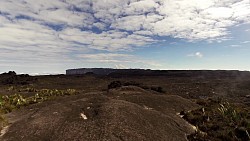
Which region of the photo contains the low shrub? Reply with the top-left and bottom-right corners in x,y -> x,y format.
150,86 -> 165,93
108,81 -> 122,89
107,81 -> 165,93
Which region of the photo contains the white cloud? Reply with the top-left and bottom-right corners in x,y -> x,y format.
76,53 -> 163,68
170,42 -> 177,45
77,53 -> 134,63
0,0 -> 250,72
230,44 -> 241,47
1,0 -> 250,37
126,0 -> 159,15
93,22 -> 107,30
204,7 -> 234,19
111,15 -> 146,31
241,41 -> 250,44
188,52 -> 203,58
0,0 -> 250,52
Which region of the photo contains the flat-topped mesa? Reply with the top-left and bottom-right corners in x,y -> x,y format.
66,68 -> 151,76
66,68 -> 148,75
66,68 -> 116,75
66,68 -> 250,78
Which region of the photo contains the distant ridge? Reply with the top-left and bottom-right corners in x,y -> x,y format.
66,68 -> 144,75
66,68 -> 250,78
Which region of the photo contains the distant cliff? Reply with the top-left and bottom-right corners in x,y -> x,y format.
66,68 -> 117,75
66,68 -> 250,79
66,68 -> 144,75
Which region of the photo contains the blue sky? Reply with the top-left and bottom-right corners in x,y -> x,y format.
0,0 -> 250,74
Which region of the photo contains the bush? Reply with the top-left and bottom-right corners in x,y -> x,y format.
150,86 -> 165,93
123,81 -> 140,87
1,71 -> 16,76
107,81 -> 165,93
108,81 -> 122,89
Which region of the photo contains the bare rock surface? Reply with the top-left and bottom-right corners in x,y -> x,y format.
1,86 -> 199,141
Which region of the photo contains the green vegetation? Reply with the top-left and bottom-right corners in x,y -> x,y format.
0,87 -> 78,131
1,88 -> 78,113
183,98 -> 250,141
108,81 -> 122,89
218,102 -> 241,123
108,81 -> 165,93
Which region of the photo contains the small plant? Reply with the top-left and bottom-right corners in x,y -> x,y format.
218,102 -> 240,123
65,89 -> 77,95
0,94 -> 29,113
7,86 -> 15,91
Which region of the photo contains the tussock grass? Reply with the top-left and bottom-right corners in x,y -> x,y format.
184,98 -> 250,141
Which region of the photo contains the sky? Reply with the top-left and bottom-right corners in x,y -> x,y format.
0,0 -> 250,74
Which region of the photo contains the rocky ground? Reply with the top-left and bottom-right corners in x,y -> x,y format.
0,70 -> 249,141
1,86 -> 199,141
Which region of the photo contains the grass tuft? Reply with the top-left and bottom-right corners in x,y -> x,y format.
184,98 -> 250,141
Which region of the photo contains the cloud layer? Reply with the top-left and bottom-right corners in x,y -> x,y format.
0,0 -> 250,71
